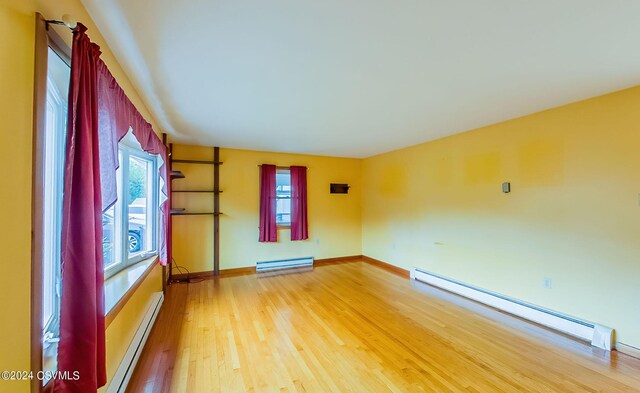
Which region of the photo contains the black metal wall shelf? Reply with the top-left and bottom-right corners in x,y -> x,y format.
170,170 -> 185,179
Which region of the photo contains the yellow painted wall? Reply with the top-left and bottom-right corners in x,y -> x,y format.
0,0 -> 162,392
3,1 -> 638,389
100,264 -> 162,393
362,86 -> 640,349
0,3 -> 37,391
171,145 -> 362,272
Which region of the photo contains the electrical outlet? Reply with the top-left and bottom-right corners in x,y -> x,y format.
543,277 -> 552,289
315,238 -> 320,245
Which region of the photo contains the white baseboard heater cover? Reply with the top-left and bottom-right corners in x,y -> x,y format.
107,291 -> 164,393
256,256 -> 314,272
411,268 -> 614,351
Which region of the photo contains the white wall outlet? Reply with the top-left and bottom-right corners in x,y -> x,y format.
543,277 -> 552,289
315,238 -> 320,245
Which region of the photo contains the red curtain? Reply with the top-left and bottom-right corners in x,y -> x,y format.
55,24 -> 170,392
56,24 -> 107,392
259,164 -> 277,242
96,59 -> 169,266
290,166 -> 308,240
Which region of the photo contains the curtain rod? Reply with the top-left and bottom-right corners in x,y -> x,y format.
257,165 -> 309,170
45,14 -> 77,30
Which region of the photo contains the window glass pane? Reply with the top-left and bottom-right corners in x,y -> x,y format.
105,145 -> 158,278
102,205 -> 117,270
103,159 -> 123,272
42,98 -> 56,328
128,155 -> 153,256
276,171 -> 291,225
42,46 -> 70,382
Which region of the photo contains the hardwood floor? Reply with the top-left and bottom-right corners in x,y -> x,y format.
127,260 -> 640,392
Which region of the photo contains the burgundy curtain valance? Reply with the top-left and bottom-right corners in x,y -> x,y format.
96,59 -> 169,266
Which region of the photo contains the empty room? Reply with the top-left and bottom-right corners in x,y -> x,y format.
2,0 -> 640,392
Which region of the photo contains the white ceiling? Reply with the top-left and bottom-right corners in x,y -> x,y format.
81,0 -> 640,158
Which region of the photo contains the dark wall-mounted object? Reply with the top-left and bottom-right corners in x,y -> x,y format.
330,183 -> 350,194
502,182 -> 511,193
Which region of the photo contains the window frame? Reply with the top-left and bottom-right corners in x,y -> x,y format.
103,142 -> 160,280
275,168 -> 292,227
32,14 -> 73,393
32,15 -> 163,391
42,64 -> 67,344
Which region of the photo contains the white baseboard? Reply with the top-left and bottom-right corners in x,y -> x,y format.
107,291 -> 164,393
411,268 -> 614,350
616,342 -> 640,359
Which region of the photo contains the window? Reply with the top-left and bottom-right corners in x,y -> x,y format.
35,19 -> 164,388
276,169 -> 291,226
103,135 -> 160,280
42,46 -> 70,381
39,48 -> 161,380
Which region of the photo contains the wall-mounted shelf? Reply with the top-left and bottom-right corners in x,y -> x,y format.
170,170 -> 185,179
169,145 -> 222,278
172,190 -> 223,194
171,212 -> 223,216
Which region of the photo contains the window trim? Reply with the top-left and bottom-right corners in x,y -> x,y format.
104,143 -> 160,280
275,168 -> 292,227
42,70 -> 66,344
32,13 -> 72,393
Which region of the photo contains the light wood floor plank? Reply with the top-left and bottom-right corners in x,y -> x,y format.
127,261 -> 640,392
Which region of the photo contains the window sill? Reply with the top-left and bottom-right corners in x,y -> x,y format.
105,256 -> 158,327
41,259 -> 159,392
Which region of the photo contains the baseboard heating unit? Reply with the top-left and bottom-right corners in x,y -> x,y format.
256,256 -> 314,272
107,291 -> 164,393
410,268 -> 614,351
